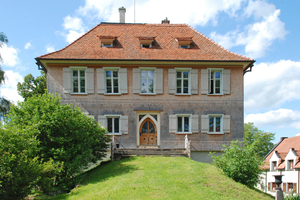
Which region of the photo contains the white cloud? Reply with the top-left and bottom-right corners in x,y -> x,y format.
0,44 -> 20,67
63,15 -> 87,44
46,44 -> 55,53
77,0 -> 245,25
210,1 -> 287,59
24,42 -> 32,50
0,70 -> 24,103
244,60 -> 300,112
245,109 -> 300,129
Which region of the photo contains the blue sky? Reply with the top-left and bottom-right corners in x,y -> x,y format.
1,0 -> 299,143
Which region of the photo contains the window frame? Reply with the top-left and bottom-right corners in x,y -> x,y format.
208,114 -> 223,134
140,43 -> 152,48
288,160 -> 294,170
105,115 -> 121,135
101,43 -> 113,47
179,44 -> 190,49
104,67 -> 120,95
175,68 -> 191,95
70,66 -> 87,94
176,114 -> 191,134
208,68 -> 223,95
140,67 -> 156,94
272,161 -> 277,171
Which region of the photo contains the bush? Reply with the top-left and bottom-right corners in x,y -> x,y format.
211,140 -> 262,188
1,93 -> 109,197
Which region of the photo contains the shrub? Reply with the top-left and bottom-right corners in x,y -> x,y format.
211,140 -> 262,188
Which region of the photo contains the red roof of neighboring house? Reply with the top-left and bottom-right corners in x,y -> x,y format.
262,135 -> 300,170
37,23 -> 254,62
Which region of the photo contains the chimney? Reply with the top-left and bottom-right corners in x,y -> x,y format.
161,17 -> 170,24
119,7 -> 126,23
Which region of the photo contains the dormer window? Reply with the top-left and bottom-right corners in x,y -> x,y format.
177,37 -> 193,49
288,160 -> 294,170
272,161 -> 277,170
139,37 -> 154,48
99,36 -> 116,48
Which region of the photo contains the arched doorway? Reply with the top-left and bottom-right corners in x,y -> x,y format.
139,117 -> 157,145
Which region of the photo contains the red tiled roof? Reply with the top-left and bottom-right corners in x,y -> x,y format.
277,160 -> 285,170
37,23 -> 254,62
262,135 -> 300,170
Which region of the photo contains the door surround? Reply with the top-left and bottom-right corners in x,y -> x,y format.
136,112 -> 160,146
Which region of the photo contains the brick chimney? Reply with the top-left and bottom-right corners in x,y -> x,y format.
119,7 -> 126,23
161,17 -> 170,24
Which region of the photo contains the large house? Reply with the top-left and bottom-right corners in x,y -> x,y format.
258,135 -> 300,195
35,8 -> 254,162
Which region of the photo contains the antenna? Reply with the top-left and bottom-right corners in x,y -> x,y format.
134,0 -> 136,23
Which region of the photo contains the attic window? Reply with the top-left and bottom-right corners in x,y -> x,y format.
139,37 -> 154,48
177,37 -> 193,49
99,36 -> 116,48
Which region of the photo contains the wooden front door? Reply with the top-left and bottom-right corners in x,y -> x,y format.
140,118 -> 157,145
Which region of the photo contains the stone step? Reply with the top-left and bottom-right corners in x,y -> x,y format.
114,148 -> 188,158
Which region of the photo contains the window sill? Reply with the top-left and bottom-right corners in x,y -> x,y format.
176,132 -> 192,135
207,132 -> 224,135
175,93 -> 191,96
104,93 -> 122,96
71,93 -> 88,95
139,93 -> 157,95
207,94 -> 224,96
105,133 -> 122,136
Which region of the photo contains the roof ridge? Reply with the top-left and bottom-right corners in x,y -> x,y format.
186,24 -> 253,61
38,23 -> 102,58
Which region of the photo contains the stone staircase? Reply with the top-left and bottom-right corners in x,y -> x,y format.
113,148 -> 188,160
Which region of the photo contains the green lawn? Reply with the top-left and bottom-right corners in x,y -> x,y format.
44,156 -> 273,200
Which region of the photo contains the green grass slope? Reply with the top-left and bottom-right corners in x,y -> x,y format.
48,156 -> 272,200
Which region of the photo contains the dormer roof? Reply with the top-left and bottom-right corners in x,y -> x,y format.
36,23 -> 254,70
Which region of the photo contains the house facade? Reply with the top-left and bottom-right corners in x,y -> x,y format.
36,9 -> 254,162
258,136 -> 300,195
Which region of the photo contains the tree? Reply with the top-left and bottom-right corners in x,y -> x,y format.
17,71 -> 46,100
0,32 -> 10,117
2,93 -> 109,195
212,140 -> 262,188
244,122 -> 275,159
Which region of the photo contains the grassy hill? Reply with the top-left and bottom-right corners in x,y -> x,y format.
46,156 -> 272,200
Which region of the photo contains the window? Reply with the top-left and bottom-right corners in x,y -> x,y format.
288,160 -> 294,170
141,70 -> 154,93
209,69 -> 222,94
107,116 -> 120,134
179,45 -> 190,49
288,183 -> 294,192
72,69 -> 86,93
176,70 -> 189,94
177,115 -> 190,133
105,69 -> 119,93
140,44 -> 152,48
272,161 -> 277,170
101,43 -> 113,47
209,115 -> 222,133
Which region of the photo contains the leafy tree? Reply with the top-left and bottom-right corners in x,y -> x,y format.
212,140 -> 262,188
244,122 -> 275,159
0,32 -> 10,117
17,71 -> 46,100
3,93 -> 109,195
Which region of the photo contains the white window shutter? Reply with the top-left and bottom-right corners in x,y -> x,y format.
156,68 -> 163,94
168,69 -> 176,94
201,115 -> 209,133
201,69 -> 208,94
191,69 -> 198,94
223,69 -> 230,95
133,68 -> 141,93
169,115 -> 177,133
119,68 -> 128,94
97,68 -> 105,94
98,115 -> 107,129
86,68 -> 94,94
121,116 -> 128,134
63,68 -> 71,93
191,115 -> 199,133
223,115 -> 230,133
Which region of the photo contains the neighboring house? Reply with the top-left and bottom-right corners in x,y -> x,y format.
258,135 -> 300,195
35,8 -> 254,162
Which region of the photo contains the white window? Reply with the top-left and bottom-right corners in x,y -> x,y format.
71,67 -> 87,94
177,115 -> 190,133
209,69 -> 222,94
140,44 -> 152,48
179,44 -> 190,49
209,115 -> 222,133
101,43 -> 113,47
141,70 -> 154,93
288,160 -> 294,170
176,70 -> 190,94
272,161 -> 277,170
105,69 -> 119,94
107,116 -> 120,134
